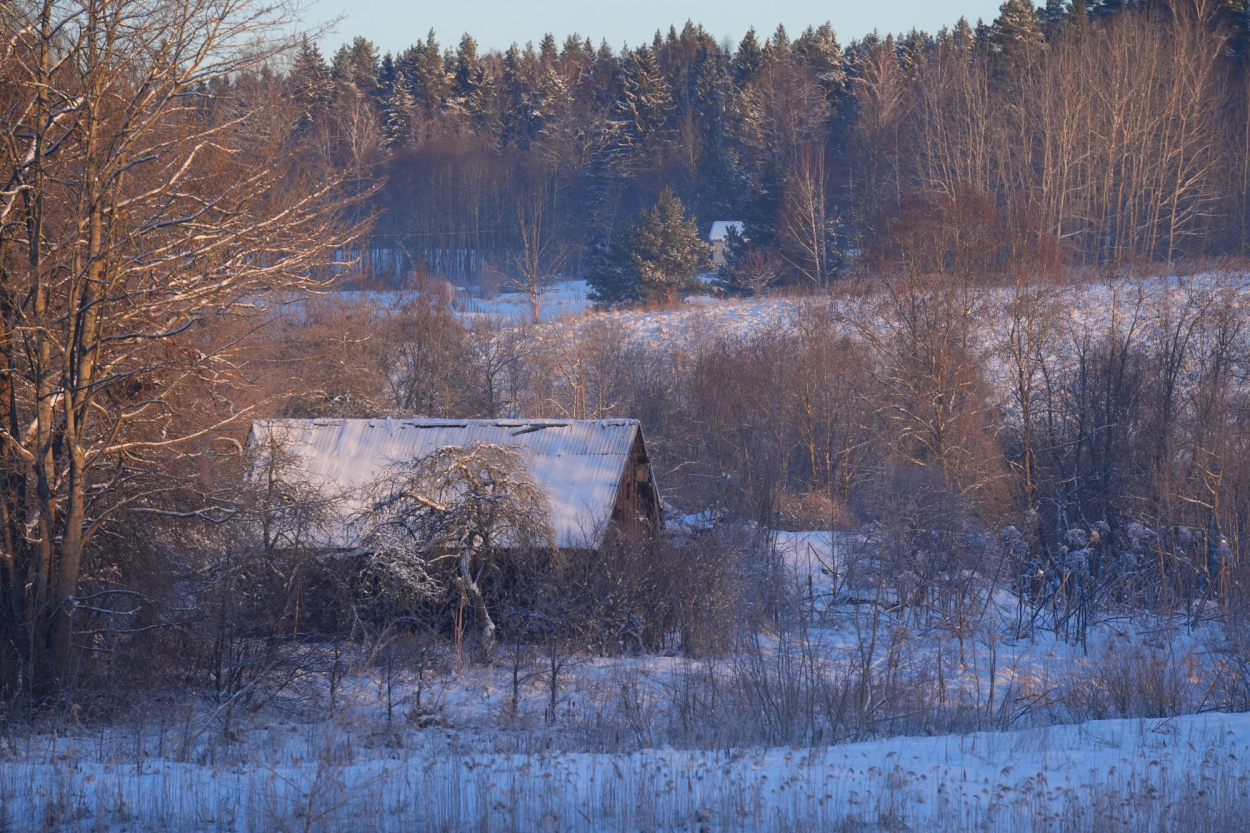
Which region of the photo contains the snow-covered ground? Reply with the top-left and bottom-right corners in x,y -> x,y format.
4,526 -> 1238,832
326,279 -> 597,323
5,707 -> 1247,830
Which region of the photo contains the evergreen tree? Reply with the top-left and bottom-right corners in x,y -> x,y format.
794,23 -> 847,100
734,28 -> 764,83
586,223 -> 639,305
499,43 -> 534,145
771,23 -> 791,55
452,33 -> 481,97
385,70 -> 416,148
1041,0 -> 1068,37
448,32 -> 493,128
588,188 -> 710,305
290,37 -> 331,126
616,46 -> 674,150
561,33 -> 587,64
539,33 -> 559,68
378,53 -> 396,96
629,188 -> 711,303
896,29 -> 930,76
409,30 -> 451,116
991,0 -> 1044,62
331,36 -> 380,95
953,17 -> 976,51
535,67 -> 572,141
1218,0 -> 1250,60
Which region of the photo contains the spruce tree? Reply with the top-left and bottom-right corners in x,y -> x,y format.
619,46 -> 674,141
539,33 -> 559,68
1041,0 -> 1068,38
734,28 -> 764,84
452,33 -> 481,99
953,17 -> 976,51
411,30 -> 451,117
331,36 -> 380,95
771,23 -> 790,55
385,70 -> 416,149
291,37 -> 331,126
535,67 -> 572,141
587,224 -> 639,305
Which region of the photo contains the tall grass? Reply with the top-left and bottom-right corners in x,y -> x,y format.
3,714 -> 1248,831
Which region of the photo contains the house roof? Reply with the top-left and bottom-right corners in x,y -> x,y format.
709,220 -> 745,242
249,418 -> 646,549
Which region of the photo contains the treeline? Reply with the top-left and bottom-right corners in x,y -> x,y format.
293,0 -> 1250,286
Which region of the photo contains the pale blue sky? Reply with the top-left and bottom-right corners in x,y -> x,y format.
304,0 -> 1014,56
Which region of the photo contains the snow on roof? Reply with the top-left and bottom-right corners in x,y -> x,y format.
250,418 -> 643,549
709,221 -> 744,242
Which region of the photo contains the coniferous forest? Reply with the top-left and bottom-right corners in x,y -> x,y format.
295,0 -> 1250,289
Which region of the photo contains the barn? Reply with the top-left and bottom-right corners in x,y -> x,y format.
248,418 -> 662,550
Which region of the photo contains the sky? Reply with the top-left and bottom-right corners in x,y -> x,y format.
303,0 -> 1012,57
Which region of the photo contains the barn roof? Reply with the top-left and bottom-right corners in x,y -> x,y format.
709,220 -> 744,242
249,418 -> 645,549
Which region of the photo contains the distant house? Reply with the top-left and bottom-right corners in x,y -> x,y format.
709,221 -> 745,267
249,418 -> 662,551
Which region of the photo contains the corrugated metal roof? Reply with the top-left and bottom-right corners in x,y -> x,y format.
250,418 -> 641,549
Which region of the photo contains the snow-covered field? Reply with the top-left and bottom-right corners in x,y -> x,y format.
5,524 -> 1242,831
5,707 -> 1248,830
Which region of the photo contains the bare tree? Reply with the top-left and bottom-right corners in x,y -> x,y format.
0,0 -> 362,698
503,164 -> 570,324
359,442 -> 555,647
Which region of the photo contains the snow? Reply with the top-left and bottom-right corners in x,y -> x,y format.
459,279 -> 596,321
4,536 -> 1243,830
709,220 -> 745,242
5,708 -> 1248,830
250,417 -> 647,549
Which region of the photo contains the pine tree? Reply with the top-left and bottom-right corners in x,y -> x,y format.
794,23 -> 847,100
991,0 -> 1044,62
588,189 -> 710,305
629,187 -> 711,304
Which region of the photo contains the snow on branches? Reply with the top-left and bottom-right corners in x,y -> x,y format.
358,442 -> 555,643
